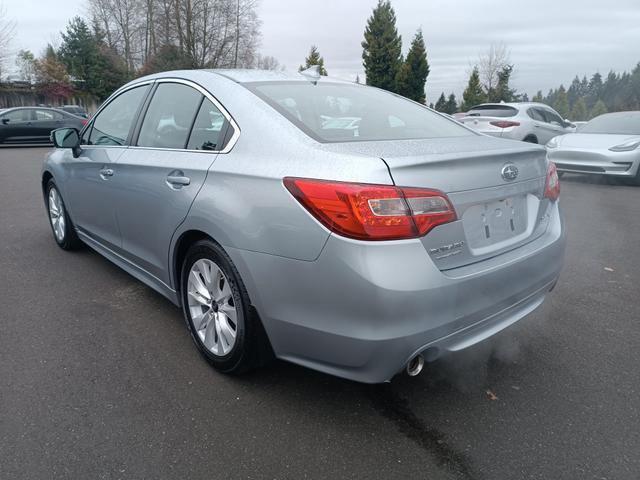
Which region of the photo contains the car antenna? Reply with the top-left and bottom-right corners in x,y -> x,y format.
299,65 -> 321,85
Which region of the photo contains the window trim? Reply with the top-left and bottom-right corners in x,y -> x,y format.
81,80 -> 154,149
129,78 -> 240,154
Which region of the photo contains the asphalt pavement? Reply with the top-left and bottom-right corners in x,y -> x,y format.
1,146 -> 638,479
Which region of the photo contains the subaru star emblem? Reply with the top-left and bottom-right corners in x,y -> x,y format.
501,164 -> 519,182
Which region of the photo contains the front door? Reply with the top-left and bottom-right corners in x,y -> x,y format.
64,84 -> 151,250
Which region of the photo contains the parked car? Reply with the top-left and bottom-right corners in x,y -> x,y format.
42,70 -> 565,383
59,105 -> 89,118
459,102 -> 575,144
547,111 -> 640,184
0,107 -> 87,144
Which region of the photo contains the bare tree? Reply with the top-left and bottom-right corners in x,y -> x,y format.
0,1 -> 16,78
478,43 -> 510,96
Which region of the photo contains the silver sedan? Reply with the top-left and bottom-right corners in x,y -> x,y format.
547,111 -> 640,184
42,69 -> 565,383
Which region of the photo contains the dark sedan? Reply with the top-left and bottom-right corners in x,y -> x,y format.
0,107 -> 87,144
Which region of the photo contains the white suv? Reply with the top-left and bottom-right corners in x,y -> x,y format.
460,102 -> 575,144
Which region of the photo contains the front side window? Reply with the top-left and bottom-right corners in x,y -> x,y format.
527,108 -> 545,122
89,85 -> 149,146
541,109 -> 564,126
137,83 -> 203,149
247,82 -> 473,143
2,109 -> 31,123
186,98 -> 229,151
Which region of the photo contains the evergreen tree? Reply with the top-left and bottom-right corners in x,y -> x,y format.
58,16 -> 128,100
489,65 -> 516,102
532,90 -> 544,103
395,29 -> 429,103
570,97 -> 588,121
553,85 -> 570,118
587,72 -> 603,109
140,45 -> 194,76
445,93 -> 458,114
434,92 -> 447,112
589,100 -> 608,119
299,45 -> 328,76
461,66 -> 485,110
362,0 -> 402,93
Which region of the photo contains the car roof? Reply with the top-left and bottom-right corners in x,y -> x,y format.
470,102 -> 553,110
137,68 -> 355,85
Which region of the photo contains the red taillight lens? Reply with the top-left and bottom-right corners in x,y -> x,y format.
490,120 -> 520,129
283,177 -> 457,241
544,162 -> 560,201
81,119 -> 88,126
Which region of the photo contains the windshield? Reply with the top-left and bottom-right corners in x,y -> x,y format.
247,82 -> 474,143
580,112 -> 640,135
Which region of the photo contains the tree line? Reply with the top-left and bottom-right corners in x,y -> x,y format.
12,0 -> 276,101
3,0 -> 640,119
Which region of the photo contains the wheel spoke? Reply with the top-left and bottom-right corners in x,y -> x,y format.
218,313 -> 237,347
216,278 -> 232,303
188,289 -> 210,307
204,315 -> 217,350
220,303 -> 237,327
189,269 -> 211,302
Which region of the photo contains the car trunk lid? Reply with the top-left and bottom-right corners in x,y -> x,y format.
320,136 -> 551,270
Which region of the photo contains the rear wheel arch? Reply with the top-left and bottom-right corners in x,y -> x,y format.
173,229 -> 212,296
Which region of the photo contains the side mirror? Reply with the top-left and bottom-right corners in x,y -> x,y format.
1,118 -> 9,125
51,127 -> 81,157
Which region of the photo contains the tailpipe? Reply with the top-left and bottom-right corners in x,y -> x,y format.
406,354 -> 425,377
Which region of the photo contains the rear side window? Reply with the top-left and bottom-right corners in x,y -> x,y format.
467,105 -> 518,118
35,110 -> 64,121
89,85 -> 149,146
187,99 -> 229,151
137,83 -> 203,149
540,109 -> 564,125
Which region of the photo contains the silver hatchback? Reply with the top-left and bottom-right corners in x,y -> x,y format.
43,70 -> 566,383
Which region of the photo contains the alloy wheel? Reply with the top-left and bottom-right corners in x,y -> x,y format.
187,259 -> 238,356
48,187 -> 66,242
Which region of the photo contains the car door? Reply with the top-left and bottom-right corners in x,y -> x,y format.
64,83 -> 151,250
0,109 -> 34,142
113,80 -> 233,285
537,108 -> 566,144
33,109 -> 64,140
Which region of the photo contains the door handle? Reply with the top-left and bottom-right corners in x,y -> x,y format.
99,168 -> 114,178
166,175 -> 191,187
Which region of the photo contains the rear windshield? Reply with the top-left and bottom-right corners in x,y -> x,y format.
466,105 -> 518,118
246,82 -> 473,143
580,112 -> 640,135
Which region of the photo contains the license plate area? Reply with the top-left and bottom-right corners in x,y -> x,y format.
462,196 -> 528,249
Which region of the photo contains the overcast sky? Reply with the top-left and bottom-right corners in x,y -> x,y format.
5,0 -> 640,102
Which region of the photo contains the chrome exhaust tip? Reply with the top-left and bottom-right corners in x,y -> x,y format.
406,354 -> 425,377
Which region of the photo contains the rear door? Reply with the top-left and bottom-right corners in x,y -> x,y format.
459,105 -> 519,137
113,80 -> 233,285
33,109 -> 64,140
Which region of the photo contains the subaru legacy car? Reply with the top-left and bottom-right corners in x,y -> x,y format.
547,111 -> 640,184
460,102 -> 575,144
43,70 -> 565,383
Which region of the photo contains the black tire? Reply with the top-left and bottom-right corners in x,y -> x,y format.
180,239 -> 272,374
523,135 -> 538,144
45,179 -> 82,250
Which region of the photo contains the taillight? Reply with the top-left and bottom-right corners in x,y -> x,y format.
81,119 -> 88,126
544,162 -> 560,201
490,120 -> 520,129
283,177 -> 457,241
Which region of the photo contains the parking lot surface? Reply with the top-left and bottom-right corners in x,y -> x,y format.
1,147 -> 639,480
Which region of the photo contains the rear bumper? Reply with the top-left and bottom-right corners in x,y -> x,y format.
227,203 -> 566,383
